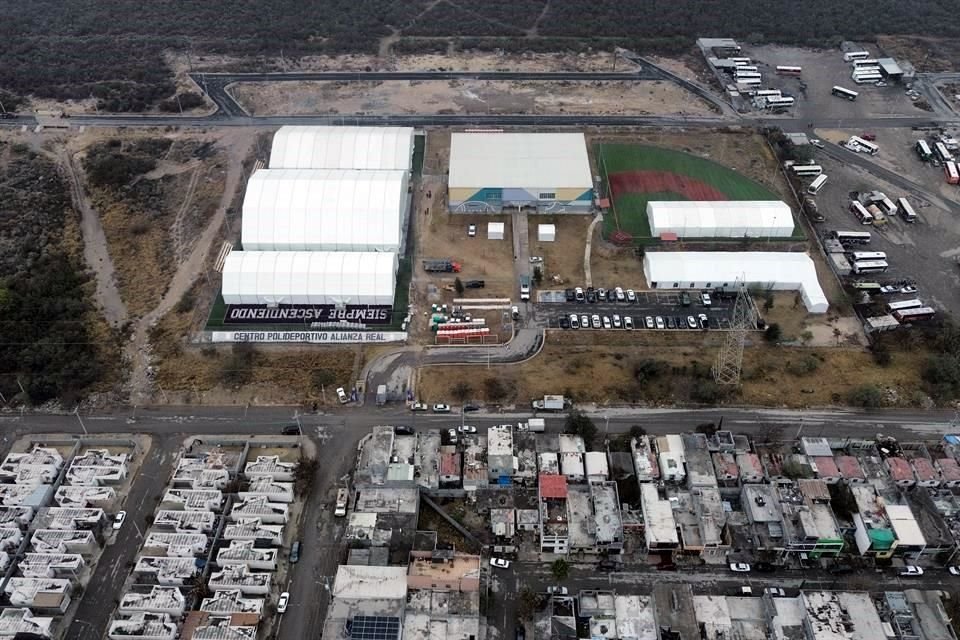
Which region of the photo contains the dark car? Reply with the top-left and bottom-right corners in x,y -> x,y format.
753,562 -> 776,573
281,425 -> 300,436
394,426 -> 415,436
559,316 -> 571,329
289,540 -> 301,564
464,280 -> 485,289
829,565 -> 855,575
666,316 -> 675,329
597,560 -> 621,572
586,288 -> 597,303
463,404 -> 480,412
565,288 -> 576,302
681,292 -> 691,306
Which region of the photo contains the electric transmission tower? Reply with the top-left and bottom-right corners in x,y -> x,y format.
713,280 -> 754,386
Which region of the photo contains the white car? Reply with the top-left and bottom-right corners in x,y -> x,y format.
336,387 -> 348,404
701,292 -> 712,306
949,566 -> 960,576
900,566 -> 924,576
655,316 -> 665,330
277,592 -> 290,613
591,315 -> 601,329
467,224 -> 477,237
410,402 -> 428,412
765,587 -> 786,597
580,314 -> 590,329
729,562 -> 751,573
511,305 -> 520,320
113,511 -> 126,530
569,314 -> 580,329
645,316 -> 654,329
458,425 -> 477,434
810,139 -> 825,149
602,316 -> 612,329
687,316 -> 697,329
490,558 -> 511,569
546,586 -> 569,595
612,314 -> 622,329
614,287 -> 625,302
624,316 -> 634,330
626,289 -> 637,302
432,403 -> 451,413
574,287 -> 585,302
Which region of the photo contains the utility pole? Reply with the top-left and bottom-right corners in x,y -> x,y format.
73,407 -> 88,437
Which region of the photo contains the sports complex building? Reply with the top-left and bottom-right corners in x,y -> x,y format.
447,132 -> 593,213
647,201 -> 794,238
218,126 -> 415,333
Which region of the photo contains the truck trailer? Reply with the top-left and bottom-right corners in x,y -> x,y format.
532,395 -> 565,411
423,259 -> 462,273
518,418 -> 546,432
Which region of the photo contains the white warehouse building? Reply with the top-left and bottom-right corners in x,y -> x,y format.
221,251 -> 397,306
448,132 -> 593,213
643,251 -> 828,313
241,169 -> 408,253
268,126 -> 415,171
647,201 -> 794,238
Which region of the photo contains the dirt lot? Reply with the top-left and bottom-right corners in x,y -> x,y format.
417,331 -> 926,408
230,78 -> 713,117
876,36 -> 960,73
758,293 -> 864,346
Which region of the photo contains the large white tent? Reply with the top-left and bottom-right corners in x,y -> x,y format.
268,126 -> 415,171
643,251 -> 828,313
221,251 -> 397,306
241,169 -> 408,252
647,201 -> 794,238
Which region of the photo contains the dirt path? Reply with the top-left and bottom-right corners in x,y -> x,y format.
128,131 -> 256,405
59,148 -> 129,328
526,0 -> 550,37
169,165 -> 202,262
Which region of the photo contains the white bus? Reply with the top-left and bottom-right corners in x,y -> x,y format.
850,201 -> 874,225
735,71 -> 762,79
853,58 -> 879,67
754,89 -> 782,97
879,197 -> 897,216
731,57 -> 752,64
792,164 -> 823,177
850,251 -> 887,262
852,65 -> 880,74
894,307 -> 936,323
886,299 -> 923,312
946,161 -> 960,185
766,96 -> 795,108
852,260 -> 888,274
848,136 -> 879,155
934,141 -> 954,162
915,140 -> 932,160
844,51 -> 871,62
807,174 -> 828,194
776,66 -> 802,76
853,75 -> 882,85
832,86 -> 858,101
833,230 -> 871,244
736,77 -> 762,86
734,65 -> 758,72
897,197 -> 917,223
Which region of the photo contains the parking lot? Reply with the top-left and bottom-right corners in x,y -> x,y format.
536,288 -> 735,330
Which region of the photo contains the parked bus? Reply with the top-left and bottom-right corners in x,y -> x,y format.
731,57 -> 752,65
850,201 -> 874,225
833,230 -> 871,244
852,66 -> 880,75
334,487 -> 350,517
848,136 -> 879,155
843,51 -> 871,62
734,65 -> 758,72
734,71 -> 761,79
853,75 -> 882,85
852,260 -> 888,274
886,299 -> 923,313
945,161 -> 960,185
736,77 -> 762,86
832,86 -> 858,101
852,58 -> 879,68
776,66 -> 802,76
894,307 -> 936,323
897,197 -> 918,223
915,140 -> 933,161
765,96 -> 795,108
851,281 -> 882,291
850,251 -> 887,262
792,164 -> 823,177
934,141 -> 954,163
754,89 -> 782,97
807,174 -> 828,195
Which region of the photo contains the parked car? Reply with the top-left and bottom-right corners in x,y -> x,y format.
949,566 -> 960,576
113,511 -> 126,530
586,288 -> 597,303
615,287 -> 625,302
490,558 -> 511,569
580,314 -> 590,329
810,138 -> 825,149
432,403 -> 451,413
512,305 -> 520,320
624,316 -> 634,330
698,313 -> 709,329
591,315 -> 602,329
602,316 -> 612,329
596,288 -> 607,302
729,562 -> 751,573
900,285 -> 918,294
575,287 -> 585,302
467,224 -> 477,237
277,592 -> 290,614
655,316 -> 665,330
597,560 -> 621,572
458,425 -> 478,434
645,316 -> 654,329
681,292 -> 691,306
463,404 -> 480,412
394,426 -> 415,436
464,279 -> 485,289
829,564 -> 854,575
281,425 -> 300,435
765,587 -> 786,597
290,541 -> 301,564
665,316 -> 675,329
861,132 -> 877,141
686,316 -> 697,329
612,314 -> 622,329
546,586 -> 569,595
626,289 -> 637,303
701,292 -> 712,306
569,314 -> 580,329
336,387 -> 348,404
410,402 -> 428,412
754,562 -> 776,573
565,288 -> 576,302
900,565 -> 924,576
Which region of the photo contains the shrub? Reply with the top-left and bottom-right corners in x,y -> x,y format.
786,355 -> 820,376
847,384 -> 883,408
764,323 -> 782,342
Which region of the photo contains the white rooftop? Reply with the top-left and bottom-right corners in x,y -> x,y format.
201,590 -> 265,614
0,607 -> 54,638
269,126 -> 414,171
332,565 -> 408,600
885,504 -> 926,547
449,132 -> 592,190
640,484 -> 679,546
648,200 -> 794,238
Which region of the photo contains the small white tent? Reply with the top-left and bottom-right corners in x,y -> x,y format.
538,224 -> 556,242
487,222 -> 505,240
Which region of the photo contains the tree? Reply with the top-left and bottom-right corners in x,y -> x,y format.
454,277 -> 464,295
764,323 -> 782,342
550,558 -> 570,580
311,368 -> 336,391
517,587 -> 540,620
451,380 -> 472,403
695,422 -> 717,437
629,425 -> 647,438
564,409 -> 598,449
533,266 -> 543,286
293,453 -> 318,497
800,330 -> 814,345
848,384 -> 883,408
763,292 -> 775,311
871,342 -> 892,367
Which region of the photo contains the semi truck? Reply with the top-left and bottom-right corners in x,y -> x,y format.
423,259 -> 461,273
532,395 -> 565,411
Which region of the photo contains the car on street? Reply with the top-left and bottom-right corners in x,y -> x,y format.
458,425 -> 477,434
565,288 -> 576,302
410,402 -> 428,412
698,313 -> 709,329
686,316 -> 697,329
754,562 -> 776,573
490,558 -> 511,569
546,586 -> 569,595
394,426 -> 415,436
765,587 -> 786,597
602,316 -> 612,329
624,316 -> 634,330
591,314 -> 601,329
729,562 -> 751,573
575,287 -> 585,302
666,316 -> 675,329
580,314 -> 590,329
467,224 -> 477,237
880,285 -> 899,294
277,592 -> 290,613
569,314 -> 580,329
336,387 -> 348,404
446,428 -> 459,443
655,316 -> 665,330
950,566 -> 960,576
463,404 -> 480,412
626,289 -> 637,302
615,287 -> 625,302
900,565 -> 924,576
290,541 -> 301,564
432,403 -> 451,413
113,511 -> 126,530
701,292 -> 712,306
861,132 -> 877,141
597,560 -> 621,572
281,425 -> 300,435
612,314 -> 622,329
829,564 -> 854,575
810,138 -> 825,149
645,316 -> 654,329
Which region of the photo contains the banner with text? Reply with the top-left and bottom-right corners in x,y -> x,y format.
210,330 -> 408,344
223,304 -> 393,325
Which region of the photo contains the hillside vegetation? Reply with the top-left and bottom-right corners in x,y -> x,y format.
1,0 -> 958,110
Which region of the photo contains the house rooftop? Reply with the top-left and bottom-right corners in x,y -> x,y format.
439,452 -> 460,477
836,456 -> 865,480
614,595 -> 657,640
408,553 -> 481,582
911,458 -> 938,483
887,457 -> 915,483
538,453 -> 559,475
354,487 -> 418,514
682,433 -> 718,488
591,482 -> 622,544
566,487 -> 595,549
653,583 -> 698,640
120,586 -> 187,614
801,438 -> 833,457
332,565 -> 408,600
558,434 -> 585,454
813,457 -> 840,479
798,479 -> 831,503
937,458 -> 960,483
200,590 -> 264,615
0,607 -> 54,637
539,474 -> 568,499
487,425 -> 513,457
801,591 -> 884,640
712,452 -> 739,479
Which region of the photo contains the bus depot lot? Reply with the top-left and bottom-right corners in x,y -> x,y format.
537,289 -> 735,330
741,44 -> 922,119
813,153 -> 960,315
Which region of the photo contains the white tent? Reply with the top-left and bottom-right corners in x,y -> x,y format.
643,251 -> 828,313
241,169 -> 408,252
221,251 -> 397,306
268,126 -> 414,171
647,201 -> 794,238
538,224 -> 556,242
487,222 -> 504,240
